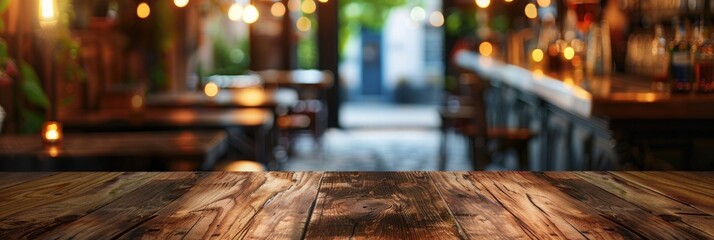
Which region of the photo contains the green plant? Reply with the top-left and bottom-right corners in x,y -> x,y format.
338,0 -> 406,58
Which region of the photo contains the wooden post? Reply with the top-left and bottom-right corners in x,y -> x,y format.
317,0 -> 340,128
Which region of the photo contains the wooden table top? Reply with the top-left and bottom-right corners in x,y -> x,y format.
0,171 -> 711,239
62,108 -> 273,130
145,88 -> 298,109
0,131 -> 228,170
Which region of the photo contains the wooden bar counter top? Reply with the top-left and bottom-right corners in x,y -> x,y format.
0,171 -> 712,239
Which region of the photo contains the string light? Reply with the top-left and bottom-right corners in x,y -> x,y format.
243,4 -> 259,24
204,82 -> 219,97
524,3 -> 537,19
174,0 -> 189,8
228,3 -> 243,21
479,42 -> 493,57
563,46 -> 575,60
475,0 -> 490,8
296,16 -> 312,31
301,0 -> 316,14
271,2 -> 286,17
532,49 -> 544,62
137,2 -> 150,19
429,11 -> 444,27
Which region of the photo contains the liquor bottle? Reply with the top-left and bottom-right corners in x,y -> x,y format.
651,25 -> 670,92
694,29 -> 714,93
670,23 -> 692,93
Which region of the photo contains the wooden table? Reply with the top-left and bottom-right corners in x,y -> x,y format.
0,171 -> 711,239
145,88 -> 298,110
61,108 -> 273,164
0,131 -> 227,171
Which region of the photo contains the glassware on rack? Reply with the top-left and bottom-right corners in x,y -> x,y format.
651,24 -> 670,92
669,21 -> 693,93
694,29 -> 714,93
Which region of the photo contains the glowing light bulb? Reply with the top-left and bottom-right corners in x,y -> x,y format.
532,49 -> 544,62
525,3 -> 537,19
563,46 -> 575,60
296,16 -> 312,31
479,42 -> 493,57
537,0 -> 551,7
410,6 -> 426,22
429,11 -> 444,27
228,3 -> 243,21
204,82 -> 219,97
174,0 -> 189,8
42,121 -> 62,144
475,0 -> 490,8
137,2 -> 150,19
243,4 -> 259,24
301,0 -> 316,14
271,2 -> 286,17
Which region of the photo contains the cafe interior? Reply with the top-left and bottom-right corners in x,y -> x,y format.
0,0 -> 713,238
0,0 -> 713,172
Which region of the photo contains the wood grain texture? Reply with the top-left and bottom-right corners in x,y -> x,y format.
612,172 -> 714,216
0,172 -> 126,220
37,172 -> 202,239
119,172 -> 321,239
0,172 -> 159,239
543,172 -> 707,239
0,172 -> 56,190
575,172 -> 714,237
429,172 -> 530,239
471,171 -> 638,239
0,172 -> 710,239
305,172 -> 462,239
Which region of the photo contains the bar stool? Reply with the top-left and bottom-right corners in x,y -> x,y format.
439,73 -> 534,170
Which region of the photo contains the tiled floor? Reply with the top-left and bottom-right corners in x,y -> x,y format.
281,102 -> 474,171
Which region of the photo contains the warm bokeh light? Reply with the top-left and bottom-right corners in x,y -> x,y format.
525,3 -> 537,19
476,0 -> 490,8
563,46 -> 575,60
204,82 -> 219,97
39,0 -> 58,27
537,0 -> 551,7
174,0 -> 189,8
271,2 -> 286,17
42,121 -> 62,144
505,0 -> 513,2
410,6 -> 426,22
48,146 -> 59,157
288,0 -> 301,11
531,49 -> 544,62
137,2 -> 150,19
235,88 -> 267,107
222,161 -> 265,171
296,16 -> 312,31
243,4 -> 259,24
479,42 -> 493,57
131,94 -> 144,110
429,11 -> 444,27
228,3 -> 243,21
301,0 -> 317,14
318,0 -> 328,2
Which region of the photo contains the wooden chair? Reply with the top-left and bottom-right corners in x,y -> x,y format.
439,73 -> 533,170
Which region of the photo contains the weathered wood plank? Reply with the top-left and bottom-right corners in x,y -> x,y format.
0,172 -> 56,190
543,172 -> 708,239
429,172 -> 530,239
304,172 -> 462,239
471,172 -> 639,239
237,172 -> 323,239
0,172 -> 159,239
575,172 -> 714,237
119,172 -> 321,239
37,172 -> 202,239
612,172 -> 714,216
0,172 -> 126,220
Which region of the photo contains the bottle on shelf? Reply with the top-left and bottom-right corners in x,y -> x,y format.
651,24 -> 670,92
669,21 -> 692,93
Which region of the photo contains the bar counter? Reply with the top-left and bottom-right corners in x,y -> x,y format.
456,51 -> 714,170
0,172 -> 712,239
